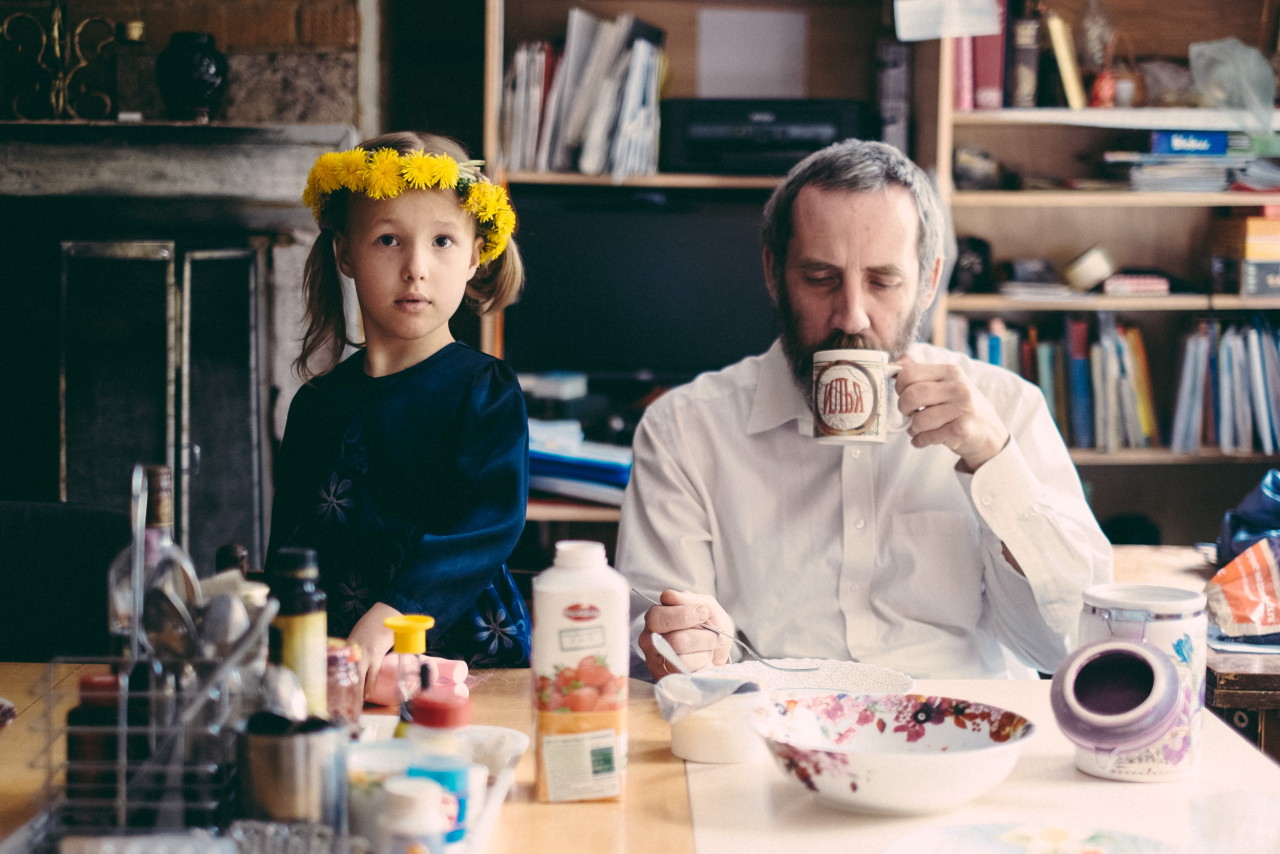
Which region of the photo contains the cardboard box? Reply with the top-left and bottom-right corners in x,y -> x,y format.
1212,256 -> 1280,295
1210,216 -> 1280,261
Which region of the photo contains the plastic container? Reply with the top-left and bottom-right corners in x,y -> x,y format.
531,540 -> 629,802
406,689 -> 481,848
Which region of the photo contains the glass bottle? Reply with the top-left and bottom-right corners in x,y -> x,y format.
1080,0 -> 1113,79
107,465 -> 198,652
268,547 -> 329,718
327,638 -> 362,739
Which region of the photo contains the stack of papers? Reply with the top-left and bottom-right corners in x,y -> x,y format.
1129,161 -> 1234,192
530,440 -> 633,506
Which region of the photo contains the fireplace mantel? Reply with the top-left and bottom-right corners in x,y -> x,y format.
1,121 -> 356,230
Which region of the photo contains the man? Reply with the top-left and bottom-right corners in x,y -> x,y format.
617,139 -> 1111,681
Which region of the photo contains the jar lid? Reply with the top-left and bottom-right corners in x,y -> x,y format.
1082,583 -> 1207,616
410,687 -> 471,729
382,775 -> 450,832
327,638 -> 358,664
79,673 -> 122,705
1050,639 -> 1181,753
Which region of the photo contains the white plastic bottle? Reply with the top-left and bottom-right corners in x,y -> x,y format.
531,540 -> 629,802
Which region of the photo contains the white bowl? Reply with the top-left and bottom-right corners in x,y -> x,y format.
750,691 -> 1036,815
701,658 -> 914,694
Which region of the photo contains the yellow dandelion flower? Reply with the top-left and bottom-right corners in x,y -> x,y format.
402,151 -> 459,190
306,153 -> 340,197
494,207 -> 516,234
333,149 -> 367,191
464,182 -> 507,221
362,148 -> 407,199
479,231 -> 509,265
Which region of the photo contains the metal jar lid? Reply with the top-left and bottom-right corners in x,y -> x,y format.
1082,583 -> 1207,620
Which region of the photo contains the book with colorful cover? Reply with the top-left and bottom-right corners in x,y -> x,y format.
1065,317 -> 1094,448
972,0 -> 1007,109
1124,325 -> 1160,447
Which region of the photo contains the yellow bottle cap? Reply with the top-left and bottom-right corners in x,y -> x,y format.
384,614 -> 435,654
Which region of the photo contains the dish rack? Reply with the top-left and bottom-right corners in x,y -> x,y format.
30,652 -> 244,851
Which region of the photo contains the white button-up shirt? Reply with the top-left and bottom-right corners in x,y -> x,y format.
617,340 -> 1113,679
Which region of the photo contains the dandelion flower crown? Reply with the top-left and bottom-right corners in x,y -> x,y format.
303,147 -> 516,265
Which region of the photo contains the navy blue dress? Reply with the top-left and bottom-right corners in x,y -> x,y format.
267,342 -> 531,667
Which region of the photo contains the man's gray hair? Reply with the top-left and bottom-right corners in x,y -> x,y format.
761,139 -> 945,293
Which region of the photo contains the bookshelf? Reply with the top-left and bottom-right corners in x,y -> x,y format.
482,0 -> 889,523
926,0 -> 1280,544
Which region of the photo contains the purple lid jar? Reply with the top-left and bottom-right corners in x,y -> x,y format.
1049,639 -> 1181,756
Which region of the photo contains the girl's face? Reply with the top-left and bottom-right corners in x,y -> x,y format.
335,188 -> 482,374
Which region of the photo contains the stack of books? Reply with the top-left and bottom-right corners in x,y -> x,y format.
1172,315 -> 1280,455
1105,130 -> 1254,192
499,10 -> 665,180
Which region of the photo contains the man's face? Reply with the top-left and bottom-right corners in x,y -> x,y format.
770,185 -> 939,390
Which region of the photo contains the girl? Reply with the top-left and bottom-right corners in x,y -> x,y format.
268,131 -> 530,698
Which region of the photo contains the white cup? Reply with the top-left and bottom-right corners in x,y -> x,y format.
811,349 -> 910,444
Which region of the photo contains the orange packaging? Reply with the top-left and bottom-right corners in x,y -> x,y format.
1206,538 -> 1280,637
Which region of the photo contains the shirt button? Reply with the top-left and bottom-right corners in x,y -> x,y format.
855,519 -> 866,530
982,495 -> 993,506
850,449 -> 861,458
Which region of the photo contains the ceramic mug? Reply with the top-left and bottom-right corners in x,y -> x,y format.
811,349 -> 910,444
1070,583 -> 1207,781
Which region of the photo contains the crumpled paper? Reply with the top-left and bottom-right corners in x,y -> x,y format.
1207,538 -> 1280,642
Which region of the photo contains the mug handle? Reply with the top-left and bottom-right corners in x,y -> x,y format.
885,365 -> 912,433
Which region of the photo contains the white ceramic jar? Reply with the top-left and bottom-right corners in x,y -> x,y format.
1068,583 -> 1207,781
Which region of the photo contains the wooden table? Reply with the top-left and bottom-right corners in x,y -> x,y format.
1114,544 -> 1280,762
0,665 -> 691,852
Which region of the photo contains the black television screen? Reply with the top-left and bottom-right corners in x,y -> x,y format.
501,185 -> 780,385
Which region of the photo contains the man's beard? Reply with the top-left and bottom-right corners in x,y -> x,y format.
778,285 -> 927,403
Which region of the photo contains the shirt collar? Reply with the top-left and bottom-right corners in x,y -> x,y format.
747,340 -> 812,436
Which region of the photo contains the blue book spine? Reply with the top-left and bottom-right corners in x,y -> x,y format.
1068,356 -> 1094,449
1150,129 -> 1228,156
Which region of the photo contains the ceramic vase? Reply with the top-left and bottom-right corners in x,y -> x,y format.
155,32 -> 228,123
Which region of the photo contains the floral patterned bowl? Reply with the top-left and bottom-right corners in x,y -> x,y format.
749,691 -> 1036,815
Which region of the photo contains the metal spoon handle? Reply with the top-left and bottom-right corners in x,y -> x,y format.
696,623 -> 818,672
632,587 -> 818,673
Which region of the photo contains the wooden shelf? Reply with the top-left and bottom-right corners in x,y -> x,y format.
1071,448 -> 1280,466
527,497 -> 621,523
951,191 -> 1280,208
945,294 -> 1280,313
945,294 -> 1213,312
951,107 -> 1280,132
502,171 -> 780,190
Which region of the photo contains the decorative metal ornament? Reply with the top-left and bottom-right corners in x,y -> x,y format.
1,1 -> 116,120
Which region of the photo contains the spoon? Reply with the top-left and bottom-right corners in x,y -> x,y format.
199,592 -> 250,658
632,588 -> 818,673
260,664 -> 309,722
